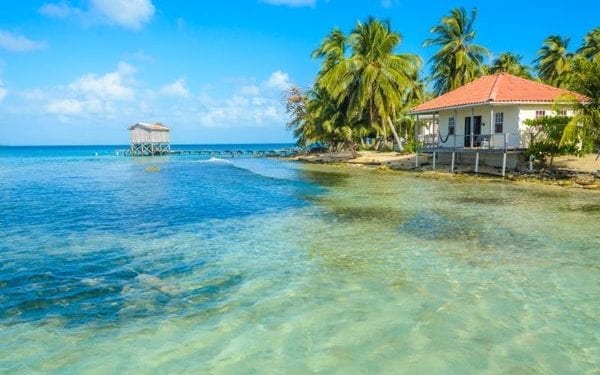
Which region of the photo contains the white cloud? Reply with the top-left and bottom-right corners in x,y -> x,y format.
238,85 -> 260,96
45,98 -> 110,116
39,1 -> 78,18
68,62 -> 136,100
0,83 -> 7,102
46,99 -> 84,115
37,62 -> 136,117
17,65 -> 291,131
123,49 -> 155,63
39,0 -> 155,30
0,31 -> 46,52
160,78 -> 189,97
19,89 -> 45,100
91,0 -> 155,30
193,70 -> 293,127
260,0 -> 316,7
265,70 -> 292,91
198,94 -> 283,128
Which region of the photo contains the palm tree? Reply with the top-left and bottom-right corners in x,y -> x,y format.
487,52 -> 532,78
534,35 -> 572,88
285,86 -> 355,151
561,58 -> 600,149
577,27 -> 600,62
317,18 -> 421,149
423,7 -> 489,95
311,28 -> 346,72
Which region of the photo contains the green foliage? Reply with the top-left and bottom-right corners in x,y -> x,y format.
560,57 -> 600,149
284,15 -> 600,158
577,27 -> 600,62
487,52 -> 532,78
423,7 -> 489,95
524,116 -> 577,165
403,139 -> 421,153
288,17 -> 423,151
534,35 -> 572,88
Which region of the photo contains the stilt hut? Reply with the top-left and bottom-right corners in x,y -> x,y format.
129,122 -> 170,156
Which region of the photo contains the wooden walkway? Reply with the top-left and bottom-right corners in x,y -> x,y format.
116,147 -> 302,158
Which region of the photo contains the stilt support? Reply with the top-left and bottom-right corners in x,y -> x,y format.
432,152 -> 436,170
475,152 -> 479,174
502,152 -> 507,177
451,152 -> 456,173
529,155 -> 534,172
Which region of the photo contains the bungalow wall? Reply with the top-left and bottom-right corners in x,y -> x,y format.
130,127 -> 169,144
433,104 -> 573,149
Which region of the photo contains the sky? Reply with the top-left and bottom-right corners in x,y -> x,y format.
0,0 -> 598,145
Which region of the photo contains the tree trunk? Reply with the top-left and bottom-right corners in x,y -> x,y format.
388,117 -> 403,152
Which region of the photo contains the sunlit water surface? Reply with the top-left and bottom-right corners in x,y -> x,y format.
1,146 -> 599,374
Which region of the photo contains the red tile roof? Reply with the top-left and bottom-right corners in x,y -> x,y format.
412,73 -> 587,113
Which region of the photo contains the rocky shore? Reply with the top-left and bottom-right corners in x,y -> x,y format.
288,151 -> 600,190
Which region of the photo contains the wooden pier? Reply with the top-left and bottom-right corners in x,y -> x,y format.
117,147 -> 302,158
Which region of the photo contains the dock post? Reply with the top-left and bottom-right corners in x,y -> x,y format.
502,152 -> 507,177
475,152 -> 479,174
529,155 -> 534,172
451,151 -> 456,173
432,152 -> 436,170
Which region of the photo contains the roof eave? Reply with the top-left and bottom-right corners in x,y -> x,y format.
410,99 -> 583,115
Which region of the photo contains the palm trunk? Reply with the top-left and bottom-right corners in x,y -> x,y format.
388,116 -> 403,152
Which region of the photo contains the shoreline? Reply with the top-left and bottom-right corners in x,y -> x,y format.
287,151 -> 600,191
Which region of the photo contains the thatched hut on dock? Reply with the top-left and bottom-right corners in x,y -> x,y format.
129,122 -> 170,156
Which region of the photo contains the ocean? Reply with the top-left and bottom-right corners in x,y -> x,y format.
0,145 -> 599,373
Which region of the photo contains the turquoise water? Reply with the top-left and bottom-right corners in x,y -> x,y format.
1,146 -> 599,373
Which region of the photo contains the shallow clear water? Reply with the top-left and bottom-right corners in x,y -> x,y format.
1,146 -> 599,373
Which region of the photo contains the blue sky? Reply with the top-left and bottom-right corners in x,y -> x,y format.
0,0 -> 598,145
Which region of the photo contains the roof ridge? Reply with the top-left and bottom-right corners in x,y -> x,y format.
487,73 -> 502,101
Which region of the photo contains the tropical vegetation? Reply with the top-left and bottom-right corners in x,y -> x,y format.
287,18 -> 422,151
285,8 -> 600,157
486,52 -> 532,78
423,7 -> 489,96
534,35 -> 572,88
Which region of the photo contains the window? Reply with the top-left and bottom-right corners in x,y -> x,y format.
557,110 -> 567,116
495,112 -> 504,133
535,110 -> 546,118
448,116 -> 455,135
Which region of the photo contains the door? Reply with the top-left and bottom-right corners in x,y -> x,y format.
464,117 -> 471,147
464,116 -> 482,147
473,116 -> 482,147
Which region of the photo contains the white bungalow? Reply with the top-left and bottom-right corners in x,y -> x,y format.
411,73 -> 586,174
128,122 -> 170,156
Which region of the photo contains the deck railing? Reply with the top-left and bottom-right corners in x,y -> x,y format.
418,132 -> 528,151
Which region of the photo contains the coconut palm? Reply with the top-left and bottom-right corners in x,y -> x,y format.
311,28 -> 346,72
487,52 -> 532,78
577,27 -> 600,62
534,35 -> 572,88
317,18 -> 421,149
561,58 -> 600,149
423,7 -> 489,95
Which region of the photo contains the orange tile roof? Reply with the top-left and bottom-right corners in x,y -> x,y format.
412,73 -> 587,113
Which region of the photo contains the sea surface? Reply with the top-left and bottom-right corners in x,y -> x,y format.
0,145 -> 599,374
